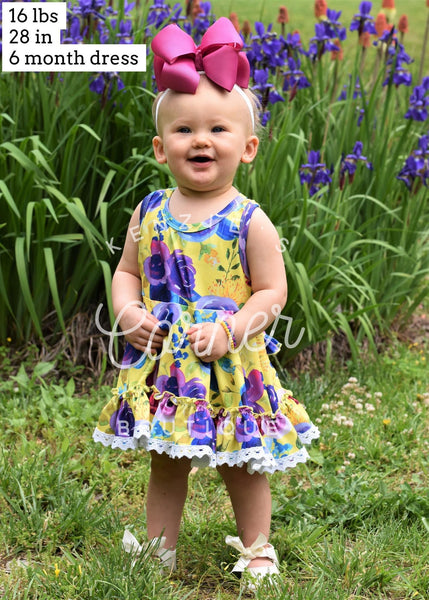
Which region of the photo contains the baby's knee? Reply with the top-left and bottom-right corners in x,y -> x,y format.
150,451 -> 192,479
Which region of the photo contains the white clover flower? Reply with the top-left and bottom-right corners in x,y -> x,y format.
348,377 -> 358,383
365,403 -> 375,412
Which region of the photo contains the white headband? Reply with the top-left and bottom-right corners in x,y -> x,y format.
154,83 -> 255,133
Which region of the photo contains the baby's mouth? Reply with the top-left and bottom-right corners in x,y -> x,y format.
189,155 -> 213,163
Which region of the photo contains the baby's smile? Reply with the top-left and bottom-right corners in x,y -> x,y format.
188,155 -> 214,164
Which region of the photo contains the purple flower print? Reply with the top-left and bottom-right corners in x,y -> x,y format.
295,422 -> 312,435
156,364 -> 206,399
144,239 -> 171,285
167,249 -> 196,300
152,302 -> 181,328
121,342 -> 145,368
242,369 -> 265,413
155,395 -> 177,422
235,409 -> 261,448
261,413 -> 292,438
266,384 -> 279,413
188,400 -> 216,444
110,400 -> 135,437
195,296 -> 239,312
216,409 -> 233,436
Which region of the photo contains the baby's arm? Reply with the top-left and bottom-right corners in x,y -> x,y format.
112,204 -> 167,353
230,207 -> 288,343
187,208 -> 287,360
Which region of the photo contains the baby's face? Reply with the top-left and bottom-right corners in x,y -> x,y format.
152,77 -> 258,198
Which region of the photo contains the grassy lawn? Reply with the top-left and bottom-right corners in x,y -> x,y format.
0,314 -> 428,599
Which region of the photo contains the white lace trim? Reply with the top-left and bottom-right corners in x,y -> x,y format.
93,427 -> 314,474
298,423 -> 321,445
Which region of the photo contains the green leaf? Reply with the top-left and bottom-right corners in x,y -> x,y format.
14,237 -> 43,340
44,247 -> 66,334
0,180 -> 21,218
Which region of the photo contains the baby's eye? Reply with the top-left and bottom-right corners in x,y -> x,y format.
212,126 -> 225,133
177,126 -> 191,133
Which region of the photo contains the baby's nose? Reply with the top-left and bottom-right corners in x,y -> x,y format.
192,131 -> 211,147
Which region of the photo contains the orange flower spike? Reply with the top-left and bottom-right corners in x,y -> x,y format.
314,0 -> 328,20
331,39 -> 343,61
191,0 -> 202,21
381,0 -> 396,23
375,12 -> 388,37
229,12 -> 240,32
359,31 -> 371,48
242,19 -> 252,39
398,15 -> 409,34
277,6 -> 289,24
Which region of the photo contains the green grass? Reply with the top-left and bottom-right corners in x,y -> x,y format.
0,324 -> 428,599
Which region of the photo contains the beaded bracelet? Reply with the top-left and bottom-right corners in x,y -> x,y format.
219,319 -> 237,352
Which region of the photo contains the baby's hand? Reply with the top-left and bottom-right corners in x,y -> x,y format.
187,322 -> 229,362
119,306 -> 167,354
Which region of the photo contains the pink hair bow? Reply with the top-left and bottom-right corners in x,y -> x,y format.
151,17 -> 250,94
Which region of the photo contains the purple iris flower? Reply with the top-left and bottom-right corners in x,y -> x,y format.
397,132 -> 429,190
192,2 -> 215,44
324,9 -> 347,41
247,22 -> 288,74
339,142 -> 373,189
62,16 -> 86,43
404,78 -> 429,122
350,1 -> 376,36
308,22 -> 341,61
117,20 -> 133,44
71,0 -> 106,19
299,150 -> 333,196
147,0 -> 170,27
89,72 -> 125,105
283,57 -> 311,96
252,68 -> 284,103
338,75 -> 362,101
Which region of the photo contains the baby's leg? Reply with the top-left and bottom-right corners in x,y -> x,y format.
147,452 -> 192,549
217,465 -> 273,568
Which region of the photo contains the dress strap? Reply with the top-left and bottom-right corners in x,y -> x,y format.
238,200 -> 259,280
139,190 -> 165,225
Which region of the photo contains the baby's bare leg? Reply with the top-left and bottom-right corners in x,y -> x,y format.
147,452 -> 192,549
217,464 -> 273,568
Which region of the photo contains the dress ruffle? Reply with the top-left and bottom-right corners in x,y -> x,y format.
93,377 -> 320,474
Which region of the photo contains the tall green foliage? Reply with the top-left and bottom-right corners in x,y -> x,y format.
0,1 -> 428,363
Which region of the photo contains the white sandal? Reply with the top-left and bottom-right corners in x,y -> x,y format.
226,533 -> 279,590
122,529 -> 177,572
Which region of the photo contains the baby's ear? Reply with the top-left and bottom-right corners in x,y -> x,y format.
153,136 -> 167,164
241,135 -> 259,164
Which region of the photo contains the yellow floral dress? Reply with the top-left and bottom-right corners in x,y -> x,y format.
93,189 -> 320,473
